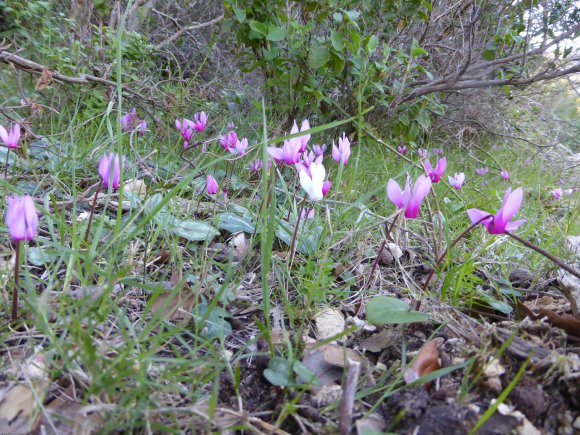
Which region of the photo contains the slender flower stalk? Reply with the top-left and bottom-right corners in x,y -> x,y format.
505,232 -> 580,280
366,212 -> 401,289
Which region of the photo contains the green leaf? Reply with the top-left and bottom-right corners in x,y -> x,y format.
366,296 -> 429,325
308,45 -> 330,69
330,51 -> 345,75
232,5 -> 246,23
411,39 -> 428,57
333,12 -> 343,23
264,357 -> 292,386
248,20 -> 268,36
267,25 -> 286,42
366,35 -> 379,54
28,247 -> 58,266
196,300 -> 232,340
330,30 -> 346,51
172,220 -> 220,241
217,212 -> 255,233
482,46 -> 496,61
293,361 -> 322,386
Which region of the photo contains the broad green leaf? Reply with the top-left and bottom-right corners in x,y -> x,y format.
333,12 -> 343,23
248,20 -> 268,36
366,35 -> 379,54
308,45 -> 330,69
366,296 -> 429,325
264,357 -> 292,386
172,220 -> 220,241
217,212 -> 255,233
331,30 -> 346,51
482,46 -> 496,61
267,25 -> 286,42
411,39 -> 428,57
28,246 -> 58,266
232,5 -> 246,23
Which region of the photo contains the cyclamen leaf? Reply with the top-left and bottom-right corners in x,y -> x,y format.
366,296 -> 429,325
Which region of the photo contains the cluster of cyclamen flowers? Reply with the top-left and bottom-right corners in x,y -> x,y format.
265,120 -> 348,202
175,111 -> 207,149
121,107 -> 147,135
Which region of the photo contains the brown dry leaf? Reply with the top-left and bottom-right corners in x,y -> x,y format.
404,338 -> 443,386
359,329 -> 398,353
41,394 -> 103,435
0,380 -> 49,433
35,68 -> 53,91
517,302 -> 580,337
151,285 -> 196,321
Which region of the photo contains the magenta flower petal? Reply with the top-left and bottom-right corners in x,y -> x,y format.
98,153 -> 122,189
387,179 -> 405,209
467,208 -> 493,231
5,195 -> 38,241
206,175 -> 218,195
500,187 -> 523,225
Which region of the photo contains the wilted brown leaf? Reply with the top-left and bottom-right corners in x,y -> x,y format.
404,338 -> 443,387
151,285 -> 197,321
35,68 -> 53,91
517,302 -> 580,337
0,381 -> 49,433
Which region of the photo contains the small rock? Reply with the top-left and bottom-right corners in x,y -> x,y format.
313,384 -> 342,407
509,268 -> 534,288
314,308 -> 346,341
482,357 -> 505,392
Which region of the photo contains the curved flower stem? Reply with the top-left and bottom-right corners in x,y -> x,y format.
289,196 -> 307,266
505,231 -> 580,280
12,240 -> 21,321
4,148 -> 9,181
366,212 -> 401,289
84,180 -> 103,244
422,215 -> 493,291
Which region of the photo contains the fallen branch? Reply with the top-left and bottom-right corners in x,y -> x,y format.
0,50 -> 144,98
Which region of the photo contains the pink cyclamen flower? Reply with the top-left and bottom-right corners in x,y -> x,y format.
297,119 -> 311,153
523,159 -> 532,166
558,179 -> 566,185
424,157 -> 447,183
332,133 -> 351,165
229,137 -> 248,156
476,167 -> 488,176
300,208 -> 315,220
121,108 -> 136,131
247,159 -> 270,173
5,195 -> 38,241
398,145 -> 407,155
417,148 -> 427,159
227,121 -> 235,130
220,130 -> 238,151
299,161 -> 326,201
98,153 -> 122,189
500,170 -> 510,180
267,136 -> 302,165
552,188 -> 563,199
175,118 -> 195,147
0,123 -> 21,148
387,175 -> 432,219
322,180 -> 332,197
136,119 -> 147,136
193,111 -> 207,132
206,175 -> 218,195
467,187 -> 526,234
449,173 -> 465,190
432,147 -> 444,156
312,144 -> 326,157
564,188 -> 574,195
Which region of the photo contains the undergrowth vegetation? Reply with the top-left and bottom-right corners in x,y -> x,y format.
0,0 -> 579,433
